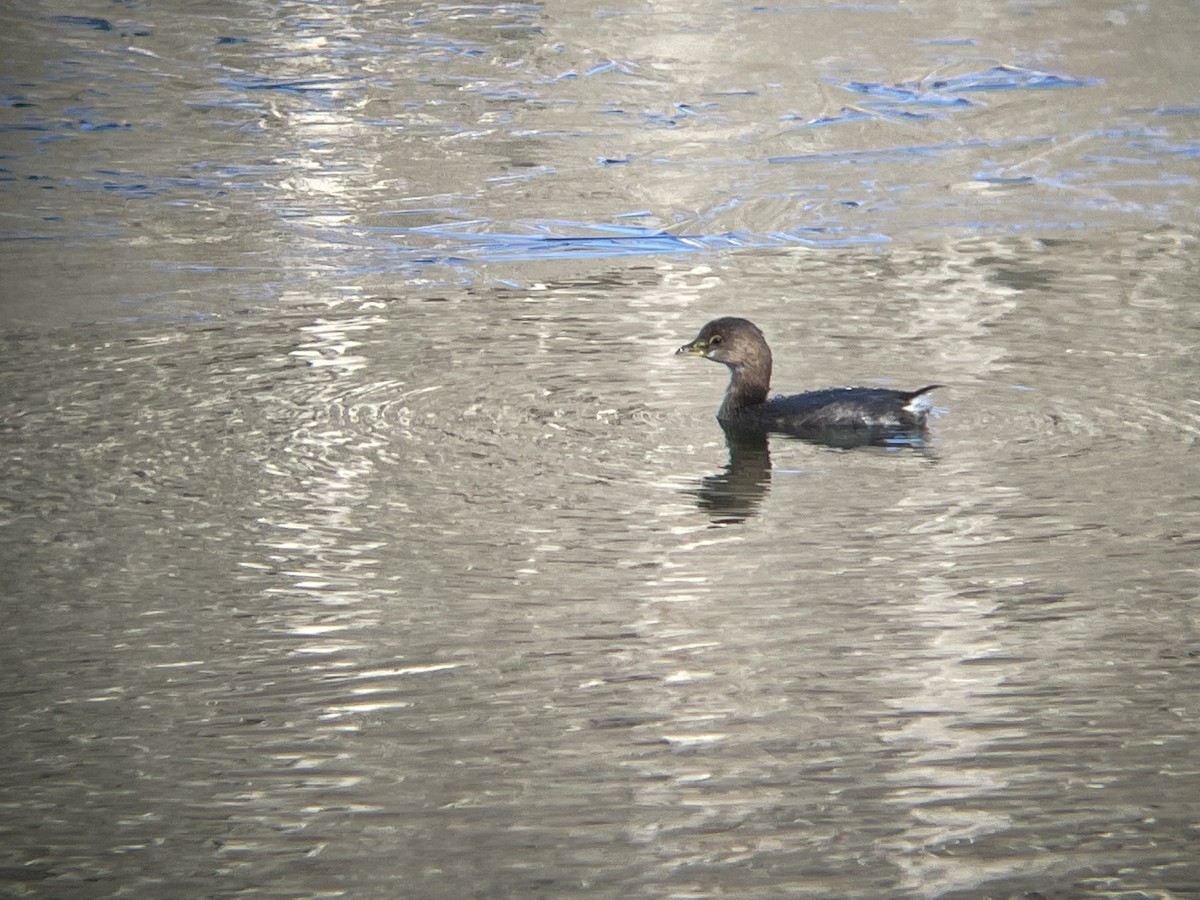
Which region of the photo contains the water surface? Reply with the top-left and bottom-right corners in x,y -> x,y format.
2,1 -> 1199,897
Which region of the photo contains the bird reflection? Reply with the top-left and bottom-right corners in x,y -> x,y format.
689,427 -> 772,524
690,424 -> 932,524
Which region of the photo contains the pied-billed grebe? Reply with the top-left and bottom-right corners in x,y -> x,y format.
677,317 -> 941,437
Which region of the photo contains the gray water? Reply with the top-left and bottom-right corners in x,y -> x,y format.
2,1 -> 1199,897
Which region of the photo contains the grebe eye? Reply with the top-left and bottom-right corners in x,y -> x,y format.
709,334 -> 723,346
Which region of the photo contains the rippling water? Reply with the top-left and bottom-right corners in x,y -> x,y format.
2,1 -> 1199,897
